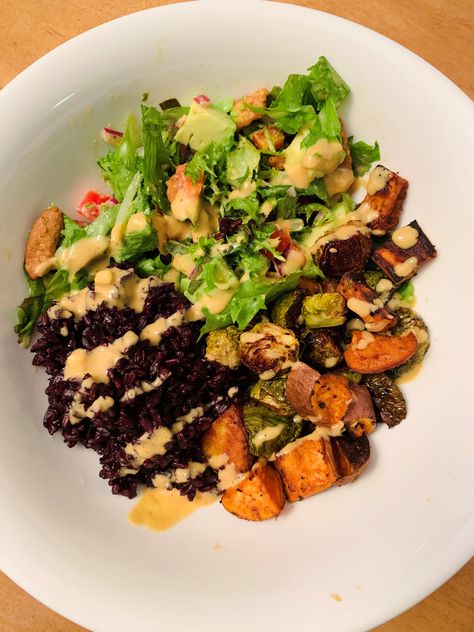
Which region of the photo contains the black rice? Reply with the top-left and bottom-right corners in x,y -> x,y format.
33,274 -> 247,499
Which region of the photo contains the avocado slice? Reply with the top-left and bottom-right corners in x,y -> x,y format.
175,101 -> 236,151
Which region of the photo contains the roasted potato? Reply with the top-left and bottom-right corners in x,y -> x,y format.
315,225 -> 372,278
202,404 -> 252,473
274,436 -> 339,501
24,206 -> 63,279
231,88 -> 269,130
344,330 -> 418,374
358,165 -> 408,235
372,220 -> 437,285
332,433 -> 371,486
221,460 -> 285,521
285,361 -> 321,420
343,384 -> 376,437
337,271 -> 397,332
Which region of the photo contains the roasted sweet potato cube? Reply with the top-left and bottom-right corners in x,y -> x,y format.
371,220 -> 437,285
332,433 -> 371,486
344,330 -> 418,374
221,460 -> 285,521
202,404 -> 252,472
310,373 -> 352,426
357,166 -> 408,235
337,272 -> 397,332
24,206 -> 63,279
274,437 -> 338,501
231,88 -> 269,130
250,125 -> 285,151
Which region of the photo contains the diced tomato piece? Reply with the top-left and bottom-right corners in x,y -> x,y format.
261,227 -> 292,261
77,190 -> 117,221
193,94 -> 211,106
272,227 -> 291,254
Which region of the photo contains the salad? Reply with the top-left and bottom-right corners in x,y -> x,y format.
16,57 -> 436,526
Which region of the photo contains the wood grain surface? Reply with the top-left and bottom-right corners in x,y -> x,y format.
0,1 -> 472,631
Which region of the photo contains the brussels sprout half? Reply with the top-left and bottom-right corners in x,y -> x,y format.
388,308 -> 430,378
205,325 -> 241,369
250,376 -> 295,416
302,293 -> 346,329
243,402 -> 303,458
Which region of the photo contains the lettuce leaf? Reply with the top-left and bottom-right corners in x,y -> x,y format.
307,56 -> 350,108
116,224 -> 158,263
348,137 -> 380,176
98,115 -> 141,201
199,271 -> 305,336
14,268 -> 89,346
59,215 -> 86,248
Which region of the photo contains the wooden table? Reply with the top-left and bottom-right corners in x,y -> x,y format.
0,1 -> 472,630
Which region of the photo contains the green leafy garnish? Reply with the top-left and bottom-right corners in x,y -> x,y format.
348,137 -> 381,176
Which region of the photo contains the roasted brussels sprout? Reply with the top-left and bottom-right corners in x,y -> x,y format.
364,373 -> 407,428
302,293 -> 346,329
363,269 -> 384,291
250,376 -> 295,416
243,402 -> 303,458
271,289 -> 306,331
315,225 -> 372,278
388,308 -> 430,378
240,322 -> 299,379
205,325 -> 241,369
333,367 -> 363,384
301,328 -> 342,369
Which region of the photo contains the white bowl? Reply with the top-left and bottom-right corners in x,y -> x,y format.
0,2 -> 473,631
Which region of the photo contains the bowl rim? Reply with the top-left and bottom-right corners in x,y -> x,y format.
0,2 -> 473,631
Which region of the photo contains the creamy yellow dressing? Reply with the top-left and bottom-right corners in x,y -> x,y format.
395,362 -> 424,384
129,487 -> 217,532
376,278 -> 394,294
347,297 -> 379,319
170,188 -> 201,223
252,424 -> 285,449
64,330 -> 138,383
172,253 -> 199,277
121,375 -> 168,403
140,311 -> 184,346
394,256 -> 418,278
324,166 -> 355,196
153,205 -> 217,254
314,223 -> 369,253
273,422 -> 345,458
284,136 -> 344,188
392,226 -> 419,249
57,237 -> 109,281
366,165 -> 391,195
49,267 -> 156,320
125,426 -> 173,468
185,289 -> 235,321
228,180 -> 256,200
125,212 -> 148,234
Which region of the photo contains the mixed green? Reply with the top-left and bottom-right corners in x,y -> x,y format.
16,57 -> 383,344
